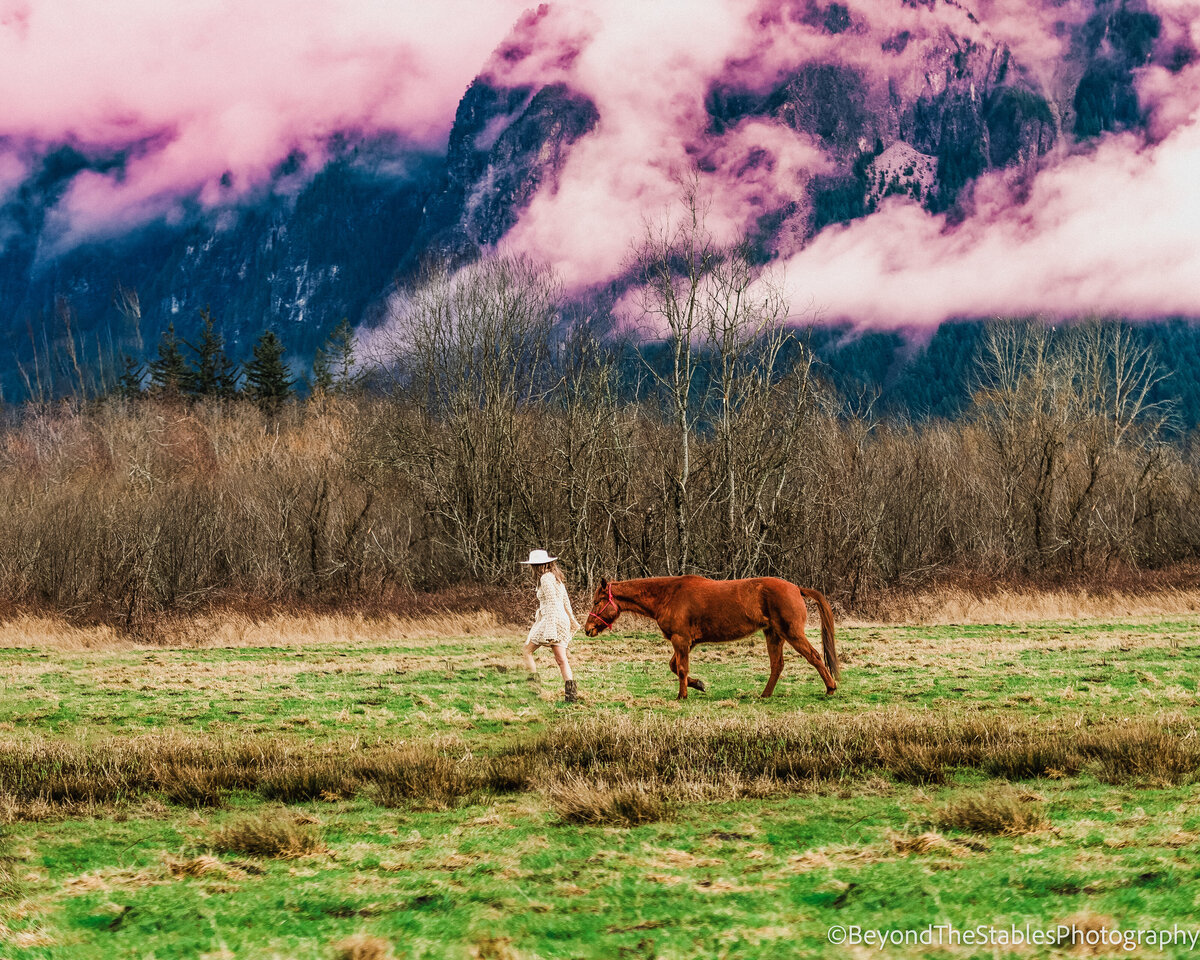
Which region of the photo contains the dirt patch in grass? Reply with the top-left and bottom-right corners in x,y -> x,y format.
332,934 -> 397,960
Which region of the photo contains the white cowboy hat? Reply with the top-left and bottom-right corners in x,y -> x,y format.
519,549 -> 557,565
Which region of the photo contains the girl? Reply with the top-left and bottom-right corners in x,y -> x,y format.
520,549 -> 582,702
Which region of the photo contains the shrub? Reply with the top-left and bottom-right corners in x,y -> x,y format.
548,775 -> 672,826
932,788 -> 1050,836
208,809 -> 324,859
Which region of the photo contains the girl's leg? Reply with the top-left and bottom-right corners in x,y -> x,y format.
523,641 -> 538,674
552,644 -> 573,682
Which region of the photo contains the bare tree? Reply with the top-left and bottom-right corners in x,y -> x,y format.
369,255 -> 560,580
702,254 -> 814,576
546,313 -> 625,584
971,319 -> 1172,571
630,179 -> 717,574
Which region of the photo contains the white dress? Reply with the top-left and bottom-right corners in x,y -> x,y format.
527,572 -> 582,647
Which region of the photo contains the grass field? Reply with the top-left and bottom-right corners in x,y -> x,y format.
2,605 -> 1200,959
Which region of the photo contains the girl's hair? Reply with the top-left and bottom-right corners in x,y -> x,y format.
531,560 -> 565,583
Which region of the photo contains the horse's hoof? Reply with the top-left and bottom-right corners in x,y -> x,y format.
691,679 -> 707,692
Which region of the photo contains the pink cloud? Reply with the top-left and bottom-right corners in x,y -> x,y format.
776,113 -> 1200,325
500,0 -> 762,285
502,0 -> 1200,326
501,0 -> 1073,287
0,150 -> 26,197
0,0 -> 528,238
761,0 -> 1200,327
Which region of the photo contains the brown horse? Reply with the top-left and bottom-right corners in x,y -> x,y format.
583,575 -> 838,700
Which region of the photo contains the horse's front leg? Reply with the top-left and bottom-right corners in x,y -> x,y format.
668,651 -> 707,693
670,636 -> 691,700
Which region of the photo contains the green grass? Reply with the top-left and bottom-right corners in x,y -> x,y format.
3,615 -> 1200,958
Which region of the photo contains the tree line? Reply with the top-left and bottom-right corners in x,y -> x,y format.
0,191 -> 1196,627
115,312 -> 363,406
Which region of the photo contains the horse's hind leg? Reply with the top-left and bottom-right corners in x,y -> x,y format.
783,623 -> 837,694
761,629 -> 785,697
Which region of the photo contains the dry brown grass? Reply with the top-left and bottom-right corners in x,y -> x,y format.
0,610 -> 515,651
860,586 -> 1200,626
5,584 -> 1196,656
888,831 -> 971,856
163,854 -> 236,879
547,775 -> 672,826
0,827 -> 24,900
509,711 -> 1200,792
175,610 -> 512,647
366,749 -> 528,810
208,809 -> 325,859
2,712 -> 1197,821
932,787 -> 1051,836
471,936 -> 521,960
0,615 -> 133,651
0,733 -> 528,819
1056,913 -> 1121,956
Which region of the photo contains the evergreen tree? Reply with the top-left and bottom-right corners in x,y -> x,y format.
117,355 -> 145,399
312,348 -> 336,393
186,308 -> 239,398
311,341 -> 334,395
243,330 -> 294,409
148,323 -> 189,396
311,317 -> 362,395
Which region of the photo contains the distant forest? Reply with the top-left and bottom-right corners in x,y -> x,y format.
809,318 -> 1200,432
11,287 -> 1200,434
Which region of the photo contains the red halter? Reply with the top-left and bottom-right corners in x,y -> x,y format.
587,584 -> 619,629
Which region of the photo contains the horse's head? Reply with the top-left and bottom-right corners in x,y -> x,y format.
584,577 -> 620,637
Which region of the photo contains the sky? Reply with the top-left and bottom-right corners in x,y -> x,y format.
2,0 -> 1198,326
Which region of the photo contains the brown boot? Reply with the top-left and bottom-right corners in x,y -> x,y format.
564,679 -> 579,703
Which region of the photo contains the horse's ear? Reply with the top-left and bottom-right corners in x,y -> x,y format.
599,577 -> 608,589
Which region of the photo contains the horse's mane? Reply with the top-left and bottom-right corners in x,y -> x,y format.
613,576 -> 691,614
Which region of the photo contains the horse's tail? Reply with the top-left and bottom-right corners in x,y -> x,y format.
798,586 -> 839,680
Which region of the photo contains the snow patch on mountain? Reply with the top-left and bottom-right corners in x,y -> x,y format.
866,142 -> 938,207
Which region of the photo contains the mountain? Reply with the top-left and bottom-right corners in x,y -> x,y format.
0,0 -> 1192,406
402,79 -> 599,272
0,138 -> 436,396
